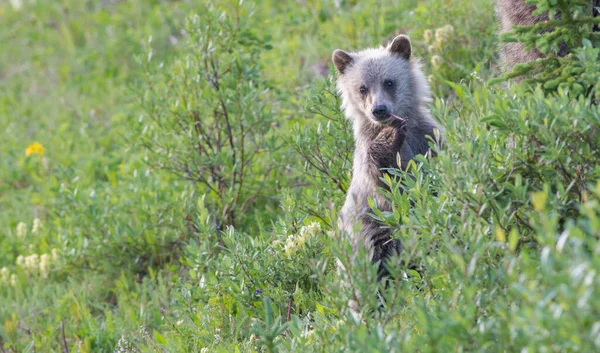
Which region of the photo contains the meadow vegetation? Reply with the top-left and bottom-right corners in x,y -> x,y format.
1,0 -> 598,352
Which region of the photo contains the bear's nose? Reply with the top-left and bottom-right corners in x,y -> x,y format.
372,105 -> 389,119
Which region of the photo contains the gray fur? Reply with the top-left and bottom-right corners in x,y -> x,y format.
333,35 -> 440,277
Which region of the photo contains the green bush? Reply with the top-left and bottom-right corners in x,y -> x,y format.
138,2 -> 281,229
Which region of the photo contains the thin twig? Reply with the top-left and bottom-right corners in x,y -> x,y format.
61,321 -> 69,353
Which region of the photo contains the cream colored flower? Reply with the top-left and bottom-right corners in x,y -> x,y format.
431,55 -> 442,69
24,254 -> 39,274
16,255 -> 25,268
32,218 -> 41,234
298,221 -> 320,247
301,222 -> 320,237
39,254 -> 51,278
435,24 -> 454,43
51,248 -> 59,261
284,237 -> 298,256
423,29 -> 433,44
9,0 -> 23,11
0,267 -> 9,282
10,274 -> 17,287
16,222 -> 27,238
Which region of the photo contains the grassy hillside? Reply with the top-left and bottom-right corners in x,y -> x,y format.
1,0 -> 598,352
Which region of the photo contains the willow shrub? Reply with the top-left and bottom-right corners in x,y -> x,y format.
138,3 -> 281,231
146,76 -> 600,352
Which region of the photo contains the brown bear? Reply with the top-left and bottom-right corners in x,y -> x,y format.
332,35 -> 441,278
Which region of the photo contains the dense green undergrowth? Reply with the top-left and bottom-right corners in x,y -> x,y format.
1,0 -> 598,352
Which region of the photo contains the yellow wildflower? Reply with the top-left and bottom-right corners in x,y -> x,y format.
25,142 -> 44,156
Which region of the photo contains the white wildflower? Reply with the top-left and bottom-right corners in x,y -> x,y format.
298,221 -> 320,246
0,267 -> 9,282
24,254 -> 39,274
200,348 -> 209,353
32,218 -> 41,234
39,253 -> 51,278
10,274 -> 18,287
16,222 -> 27,238
300,221 -> 320,237
431,55 -> 442,69
435,24 -> 454,43
423,29 -> 433,44
284,236 -> 298,256
16,255 -> 25,268
9,0 -> 23,11
51,248 -> 59,261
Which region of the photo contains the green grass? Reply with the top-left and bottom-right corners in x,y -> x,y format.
1,0 -> 599,352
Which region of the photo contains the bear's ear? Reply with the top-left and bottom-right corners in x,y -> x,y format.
388,35 -> 411,60
332,49 -> 354,74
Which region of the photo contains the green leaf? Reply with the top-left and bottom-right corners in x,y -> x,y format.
531,191 -> 547,211
508,229 -> 519,253
154,331 -> 167,345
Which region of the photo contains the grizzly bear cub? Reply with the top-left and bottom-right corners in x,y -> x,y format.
332,35 -> 440,278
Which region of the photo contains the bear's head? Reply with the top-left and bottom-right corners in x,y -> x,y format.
332,35 -> 430,126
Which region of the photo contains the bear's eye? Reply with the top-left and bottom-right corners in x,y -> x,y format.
359,85 -> 368,96
384,79 -> 395,88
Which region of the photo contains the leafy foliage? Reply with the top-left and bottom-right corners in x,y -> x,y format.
139,3 -> 280,229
